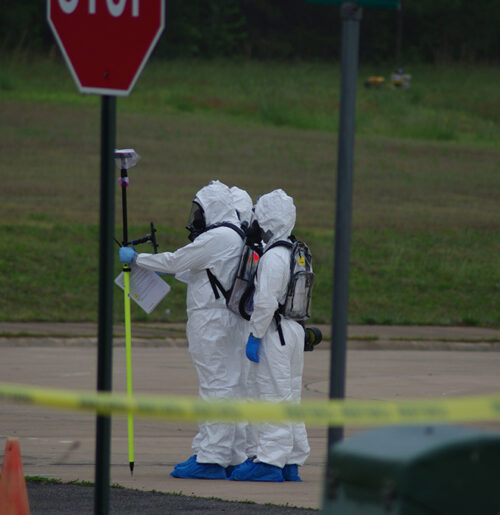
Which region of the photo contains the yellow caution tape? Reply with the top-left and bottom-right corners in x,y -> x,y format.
1,382 -> 500,427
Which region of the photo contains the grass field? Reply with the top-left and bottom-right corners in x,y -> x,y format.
1,56 -> 500,326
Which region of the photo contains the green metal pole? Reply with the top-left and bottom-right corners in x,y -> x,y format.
95,95 -> 116,515
328,1 -> 362,448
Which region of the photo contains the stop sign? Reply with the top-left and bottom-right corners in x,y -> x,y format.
47,0 -> 165,96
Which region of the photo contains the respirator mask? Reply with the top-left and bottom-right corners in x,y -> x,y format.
247,219 -> 273,246
186,201 -> 206,242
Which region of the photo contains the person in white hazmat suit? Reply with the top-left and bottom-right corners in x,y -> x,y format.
119,180 -> 248,479
188,185 -> 255,476
229,189 -> 310,482
173,185 -> 254,470
230,189 -> 310,482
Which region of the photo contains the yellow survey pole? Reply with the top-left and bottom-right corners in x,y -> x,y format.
115,149 -> 140,475
123,266 -> 135,474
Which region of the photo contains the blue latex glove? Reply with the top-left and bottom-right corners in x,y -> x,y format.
119,246 -> 137,264
246,334 -> 262,363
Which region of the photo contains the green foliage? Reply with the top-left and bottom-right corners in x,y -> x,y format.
0,1 -> 51,54
300,228 -> 500,327
2,0 -> 500,63
4,57 -> 500,146
399,0 -> 500,63
158,0 -> 248,58
350,229 -> 500,326
1,59 -> 500,326
3,224 -> 498,327
0,223 -> 186,323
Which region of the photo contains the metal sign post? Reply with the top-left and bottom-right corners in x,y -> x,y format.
306,0 -> 401,452
94,95 -> 116,515
305,0 -> 401,509
46,2 -> 165,512
329,0 -> 362,449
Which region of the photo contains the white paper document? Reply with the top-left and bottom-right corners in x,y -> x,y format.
115,266 -> 171,314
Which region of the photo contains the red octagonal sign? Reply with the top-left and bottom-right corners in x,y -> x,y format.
47,0 -> 165,96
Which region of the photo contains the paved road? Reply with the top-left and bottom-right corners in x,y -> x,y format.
1,323 -> 500,512
26,480 -> 319,514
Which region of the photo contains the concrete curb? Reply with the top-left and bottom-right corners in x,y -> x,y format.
1,322 -> 500,351
2,338 -> 500,352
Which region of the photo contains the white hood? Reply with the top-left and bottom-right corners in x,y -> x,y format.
254,189 -> 296,246
195,180 -> 239,227
230,186 -> 253,226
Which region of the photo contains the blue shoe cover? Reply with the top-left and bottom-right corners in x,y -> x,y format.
230,461 -> 284,482
173,454 -> 197,471
170,461 -> 226,480
226,459 -> 253,478
283,464 -> 302,482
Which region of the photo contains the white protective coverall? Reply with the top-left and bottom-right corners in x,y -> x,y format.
134,180 -> 247,467
248,189 -> 310,469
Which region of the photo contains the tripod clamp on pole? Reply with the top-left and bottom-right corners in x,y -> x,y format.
125,222 -> 159,254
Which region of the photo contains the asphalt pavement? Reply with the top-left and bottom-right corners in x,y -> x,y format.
1,322 -> 500,513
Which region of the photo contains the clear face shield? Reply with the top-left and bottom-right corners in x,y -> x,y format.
186,201 -> 206,241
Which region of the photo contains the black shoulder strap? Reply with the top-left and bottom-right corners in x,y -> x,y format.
264,238 -> 295,346
273,311 -> 286,346
264,239 -> 293,254
206,222 -> 245,240
205,222 -> 245,301
207,269 -> 230,301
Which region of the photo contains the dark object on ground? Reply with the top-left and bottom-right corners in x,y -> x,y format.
27,481 -> 319,514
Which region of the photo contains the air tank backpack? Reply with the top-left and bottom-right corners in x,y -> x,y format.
205,222 -> 260,321
225,243 -> 260,320
267,236 -> 314,321
265,236 -> 314,346
206,229 -> 314,330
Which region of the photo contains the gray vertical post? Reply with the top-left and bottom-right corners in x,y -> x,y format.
95,95 -> 116,515
328,2 -> 362,449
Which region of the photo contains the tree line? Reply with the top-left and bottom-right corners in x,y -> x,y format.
2,0 -> 499,64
